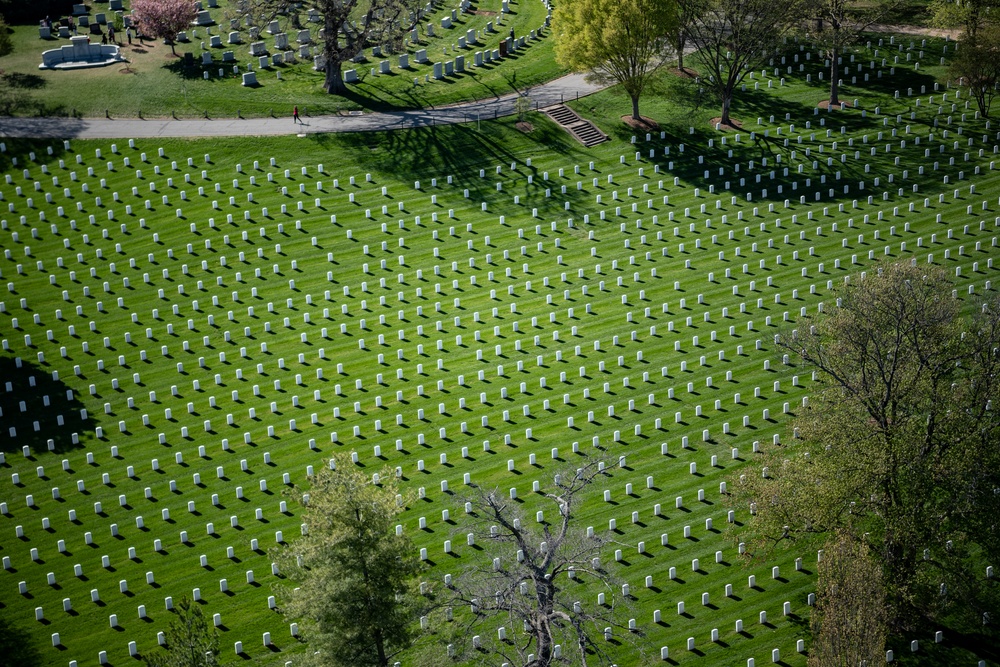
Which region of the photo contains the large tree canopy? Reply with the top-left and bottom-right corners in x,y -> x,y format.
732,262 -> 1000,637
276,454 -> 423,667
554,0 -> 678,121
232,0 -> 421,94
808,532 -> 888,667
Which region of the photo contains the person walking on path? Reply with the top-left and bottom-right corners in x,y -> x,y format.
293,106 -> 301,124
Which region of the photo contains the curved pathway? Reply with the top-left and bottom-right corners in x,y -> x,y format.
0,72 -> 606,139
0,23 -> 952,140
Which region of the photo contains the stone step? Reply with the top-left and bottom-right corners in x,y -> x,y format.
541,104 -> 608,148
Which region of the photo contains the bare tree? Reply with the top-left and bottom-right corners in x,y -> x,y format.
952,19 -> 1000,118
440,455 -> 641,667
672,0 -> 706,73
678,0 -> 803,125
807,0 -> 907,108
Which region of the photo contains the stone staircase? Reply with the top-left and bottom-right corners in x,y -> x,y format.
542,104 -> 609,148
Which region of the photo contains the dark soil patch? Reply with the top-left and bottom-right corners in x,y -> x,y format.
516,121 -> 534,133
473,9 -> 498,15
670,67 -> 699,79
818,99 -> 852,110
621,115 -> 659,130
709,116 -> 744,131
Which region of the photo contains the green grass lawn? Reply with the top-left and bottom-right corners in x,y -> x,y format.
0,0 -> 564,118
0,33 -> 998,667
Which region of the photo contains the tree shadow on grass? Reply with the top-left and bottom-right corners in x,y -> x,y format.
596,73 -> 951,209
0,73 -> 78,119
2,0 -> 74,24
0,356 -> 97,454
0,616 -> 43,667
162,56 -> 227,82
3,105 -> 71,127
342,75 -> 438,112
2,73 -> 47,91
0,137 -> 72,171
306,114 -> 590,201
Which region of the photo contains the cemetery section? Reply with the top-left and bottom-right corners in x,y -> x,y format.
0,0 -> 561,118
0,33 -> 998,667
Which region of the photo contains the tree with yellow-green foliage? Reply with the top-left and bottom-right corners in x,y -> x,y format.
930,0 -> 999,39
553,0 -> 679,122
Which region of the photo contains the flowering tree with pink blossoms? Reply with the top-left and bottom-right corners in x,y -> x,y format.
130,0 -> 197,56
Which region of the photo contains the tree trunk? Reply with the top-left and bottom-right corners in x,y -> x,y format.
534,614 -> 554,667
829,46 -> 840,107
324,58 -> 347,94
879,535 -> 914,631
373,626 -> 388,667
359,508 -> 388,667
970,82 -> 990,118
677,31 -> 685,71
323,8 -> 350,96
720,92 -> 732,126
533,579 -> 556,667
630,93 -> 641,121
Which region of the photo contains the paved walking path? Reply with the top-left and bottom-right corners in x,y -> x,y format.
0,72 -> 606,140
0,23 -> 952,141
